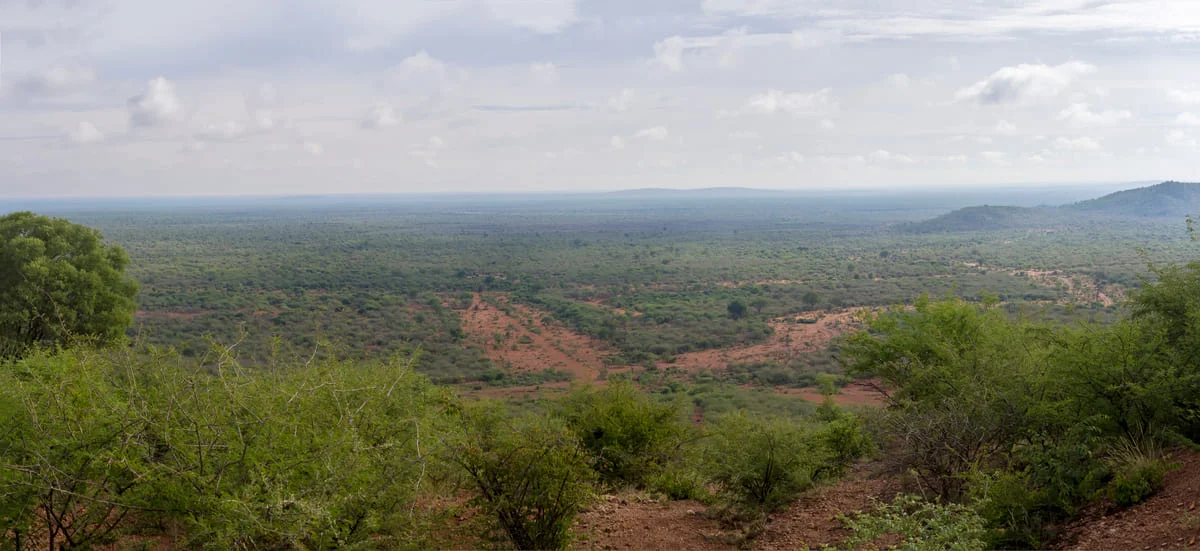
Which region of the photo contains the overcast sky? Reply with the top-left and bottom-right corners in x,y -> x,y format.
3,0 -> 1200,197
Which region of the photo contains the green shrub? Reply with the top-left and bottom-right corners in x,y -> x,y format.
701,411 -> 828,512
1108,459 -> 1168,506
449,404 -> 595,550
556,380 -> 689,486
836,494 -> 987,551
646,465 -> 710,502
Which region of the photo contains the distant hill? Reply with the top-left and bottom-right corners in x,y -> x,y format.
1066,181 -> 1200,217
902,181 -> 1200,233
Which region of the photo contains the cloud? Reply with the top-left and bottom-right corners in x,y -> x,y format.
68,122 -> 104,144
1176,112 -> 1200,126
530,62 -> 558,84
128,77 -> 182,127
994,120 -> 1017,134
1053,136 -> 1102,151
980,151 -> 1008,163
635,126 -> 669,141
1167,130 -> 1199,148
868,150 -> 915,164
608,89 -> 635,111
195,121 -> 248,142
247,84 -> 277,131
303,141 -> 325,156
1168,89 -> 1200,104
610,136 -> 626,150
387,50 -> 454,94
955,61 -> 1095,105
361,103 -> 400,129
885,73 -> 910,89
654,36 -> 686,72
485,0 -> 578,34
744,89 -> 837,118
9,66 -> 95,99
1057,103 -> 1132,125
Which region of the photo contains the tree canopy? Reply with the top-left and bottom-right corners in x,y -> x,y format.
0,212 -> 138,357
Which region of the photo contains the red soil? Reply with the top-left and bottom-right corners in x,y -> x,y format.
660,309 -> 864,372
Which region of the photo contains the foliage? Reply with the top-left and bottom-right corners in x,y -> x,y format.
556,380 -> 690,486
701,411 -> 829,512
0,212 -> 138,358
0,346 -> 447,550
835,494 -> 987,551
448,403 -> 595,550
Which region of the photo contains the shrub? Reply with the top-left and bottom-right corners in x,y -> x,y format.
1108,459 -> 1169,507
556,380 -> 689,486
449,405 -> 595,550
701,411 -> 828,512
836,494 -> 987,551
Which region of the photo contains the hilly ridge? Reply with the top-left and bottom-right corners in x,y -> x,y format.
902,181 -> 1200,233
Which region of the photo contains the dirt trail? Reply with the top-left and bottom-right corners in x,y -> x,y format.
458,293 -> 610,383
660,308 -> 864,373
1060,449 -> 1200,550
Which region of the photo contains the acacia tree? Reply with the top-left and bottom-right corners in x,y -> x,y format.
0,212 -> 138,357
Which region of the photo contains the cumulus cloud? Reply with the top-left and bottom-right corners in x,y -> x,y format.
9,66 -> 95,99
635,126 -> 669,141
744,89 -> 837,118
1167,89 -> 1200,104
980,151 -> 1008,163
955,61 -> 1095,105
68,122 -> 104,144
885,73 -> 911,88
387,50 -> 454,93
361,103 -> 400,129
128,78 -> 182,127
1167,130 -> 1199,148
610,136 -> 626,150
994,120 -> 1017,134
1057,103 -> 1132,125
654,36 -> 686,72
1053,136 -> 1102,151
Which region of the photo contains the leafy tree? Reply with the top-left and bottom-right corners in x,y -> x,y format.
727,299 -> 748,320
0,212 -> 138,358
701,411 -> 828,511
749,297 -> 769,314
802,291 -> 820,309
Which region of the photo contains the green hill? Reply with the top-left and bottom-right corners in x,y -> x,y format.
1066,180 -> 1200,217
903,181 -> 1200,233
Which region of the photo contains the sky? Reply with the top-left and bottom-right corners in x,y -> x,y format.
3,1 -> 1200,197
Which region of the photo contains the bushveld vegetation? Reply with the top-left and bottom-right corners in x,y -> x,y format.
3,185 -> 1199,549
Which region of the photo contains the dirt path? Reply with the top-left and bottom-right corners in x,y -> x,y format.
458,293 -> 610,383
1060,450 -> 1200,550
753,465 -> 901,550
660,309 -> 864,373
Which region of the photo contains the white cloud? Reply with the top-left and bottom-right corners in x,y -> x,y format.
68,122 -> 104,144
610,136 -> 626,150
1176,112 -> 1200,126
729,131 -> 760,140
744,89 -> 837,118
387,50 -> 454,93
247,84 -> 277,131
303,141 -> 325,156
654,36 -> 686,72
9,66 -> 95,99
361,103 -> 400,129
530,62 -> 558,84
955,61 -> 1095,105
994,120 -> 1017,134
195,121 -> 248,142
128,77 -> 182,127
885,73 -> 911,89
981,151 -> 1007,162
868,150 -> 915,164
820,119 -> 836,130
1053,136 -> 1102,151
635,126 -> 669,141
485,0 -> 578,34
1167,130 -> 1199,148
1167,88 -> 1200,104
608,89 -> 635,112
1057,103 -> 1132,125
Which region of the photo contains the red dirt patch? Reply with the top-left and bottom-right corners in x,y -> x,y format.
661,309 -> 864,373
575,496 -> 731,551
771,380 -> 886,407
1059,449 -> 1200,551
754,464 -> 902,550
459,293 -> 611,383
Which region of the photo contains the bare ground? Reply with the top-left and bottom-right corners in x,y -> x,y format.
660,308 -> 864,373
